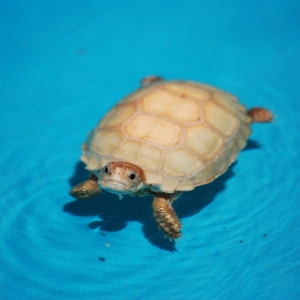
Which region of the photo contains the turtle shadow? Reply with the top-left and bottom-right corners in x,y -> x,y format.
243,139 -> 262,151
64,139 -> 261,252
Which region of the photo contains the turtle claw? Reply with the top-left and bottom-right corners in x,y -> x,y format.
165,235 -> 180,243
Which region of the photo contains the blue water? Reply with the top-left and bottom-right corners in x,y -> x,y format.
1,1 -> 300,299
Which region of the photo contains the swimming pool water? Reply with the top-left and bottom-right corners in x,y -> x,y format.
0,1 -> 299,299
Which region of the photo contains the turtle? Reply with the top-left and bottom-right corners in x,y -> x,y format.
70,76 -> 273,241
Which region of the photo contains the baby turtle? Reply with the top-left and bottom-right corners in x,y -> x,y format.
70,76 -> 273,240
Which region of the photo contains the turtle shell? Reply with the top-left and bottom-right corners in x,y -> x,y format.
80,80 -> 252,193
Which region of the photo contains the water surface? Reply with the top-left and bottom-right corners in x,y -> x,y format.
0,1 -> 299,299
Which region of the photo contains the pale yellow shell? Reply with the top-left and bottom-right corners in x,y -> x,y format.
81,80 -> 252,193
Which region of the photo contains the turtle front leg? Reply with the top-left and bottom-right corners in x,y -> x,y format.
152,193 -> 182,240
69,173 -> 101,199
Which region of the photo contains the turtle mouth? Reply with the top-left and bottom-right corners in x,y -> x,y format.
99,179 -> 130,193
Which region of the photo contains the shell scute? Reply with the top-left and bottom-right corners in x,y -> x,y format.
126,115 -> 181,147
99,104 -> 136,128
91,130 -> 123,156
114,140 -> 163,170
184,124 -> 225,160
192,163 -> 215,185
162,148 -> 204,177
141,89 -> 200,122
176,178 -> 195,191
213,92 -> 238,115
203,102 -> 239,137
163,82 -> 211,102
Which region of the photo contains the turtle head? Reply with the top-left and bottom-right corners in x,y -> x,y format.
97,162 -> 146,196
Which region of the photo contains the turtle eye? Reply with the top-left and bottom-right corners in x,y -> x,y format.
104,166 -> 109,174
129,173 -> 136,180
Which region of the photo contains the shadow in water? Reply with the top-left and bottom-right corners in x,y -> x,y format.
243,139 -> 262,151
64,160 -> 236,252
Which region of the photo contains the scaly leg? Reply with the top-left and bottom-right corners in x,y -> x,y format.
152,193 -> 182,240
69,173 -> 101,199
141,76 -> 164,87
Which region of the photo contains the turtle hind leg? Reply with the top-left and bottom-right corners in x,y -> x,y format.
152,193 -> 182,241
69,173 -> 101,199
140,76 -> 164,87
247,107 -> 273,123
